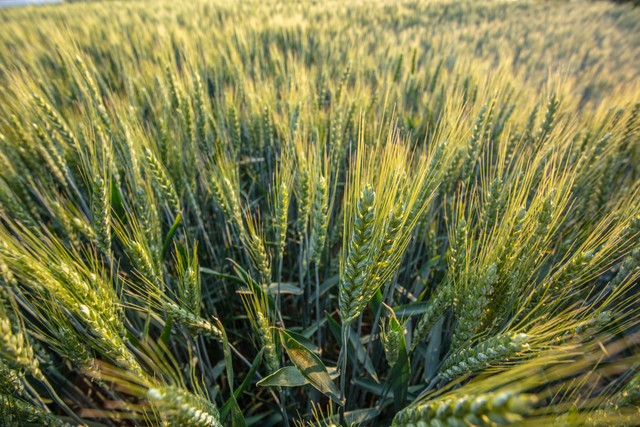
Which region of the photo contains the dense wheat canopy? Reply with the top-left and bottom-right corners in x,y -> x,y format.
0,0 -> 639,426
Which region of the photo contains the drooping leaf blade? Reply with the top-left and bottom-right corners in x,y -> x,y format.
278,329 -> 342,404
257,366 -> 307,388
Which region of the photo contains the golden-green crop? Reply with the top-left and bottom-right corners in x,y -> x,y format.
0,0 -> 639,426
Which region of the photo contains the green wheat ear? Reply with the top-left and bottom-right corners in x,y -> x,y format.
393,391 -> 537,427
309,175 -> 329,263
339,184 -> 376,323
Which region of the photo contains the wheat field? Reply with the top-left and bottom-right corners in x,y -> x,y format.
0,0 -> 639,426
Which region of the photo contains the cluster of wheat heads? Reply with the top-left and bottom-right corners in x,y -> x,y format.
0,0 -> 640,426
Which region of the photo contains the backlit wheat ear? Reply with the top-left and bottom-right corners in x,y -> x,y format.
239,283 -> 280,374
393,391 -> 537,427
145,147 -> 181,217
91,359 -> 223,427
309,175 -> 330,263
91,174 -> 111,256
295,164 -> 313,237
451,263 -> 498,351
241,212 -> 272,286
380,317 -> 403,369
209,149 -> 243,229
0,178 -> 37,231
74,57 -> 114,138
174,242 -> 202,316
32,123 -> 69,191
480,177 -> 507,230
0,394 -> 73,427
272,169 -> 292,261
32,93 -> 78,149
145,386 -> 222,427
339,184 -> 376,323
0,317 -> 42,381
117,217 -> 163,289
536,93 -> 559,144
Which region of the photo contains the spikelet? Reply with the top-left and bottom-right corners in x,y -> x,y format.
610,248 -> 640,290
54,325 -> 98,375
125,238 -> 163,289
165,66 -> 182,111
262,106 -> 274,150
0,179 -> 36,230
209,150 -> 243,228
193,72 -> 207,149
238,273 -> 279,374
183,93 -> 195,149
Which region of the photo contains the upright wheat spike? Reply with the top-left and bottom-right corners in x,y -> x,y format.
339,184 -> 376,323
310,176 -> 329,263
310,174 -> 330,347
91,174 -> 111,256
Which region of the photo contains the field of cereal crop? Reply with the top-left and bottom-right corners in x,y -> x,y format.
0,0 -> 639,425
